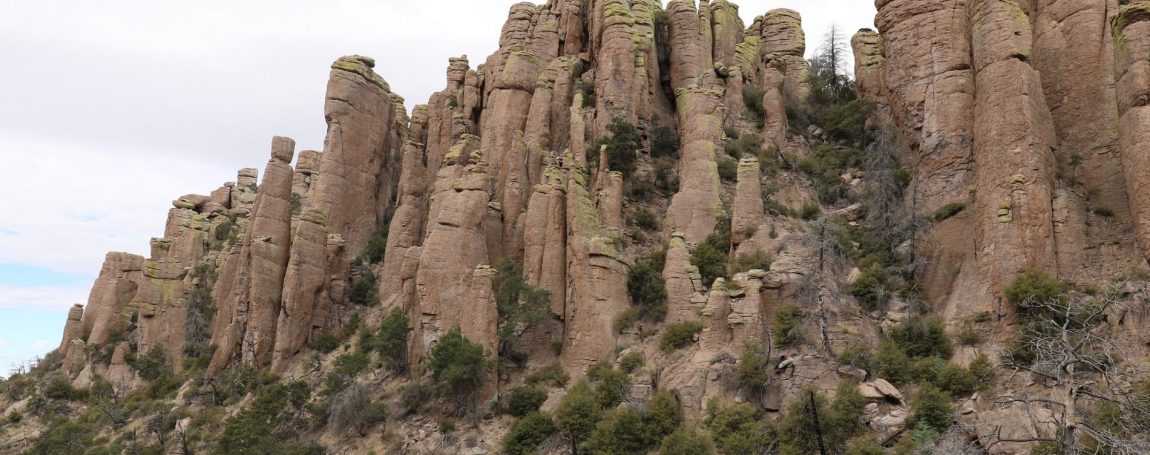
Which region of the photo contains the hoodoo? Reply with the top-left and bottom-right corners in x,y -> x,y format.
7,1 -> 1150,454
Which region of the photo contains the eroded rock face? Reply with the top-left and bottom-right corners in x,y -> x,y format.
874,0 -> 975,215
211,137 -> 296,373
81,252 -> 145,347
1115,4 -> 1150,260
270,56 -> 398,372
969,0 -> 1058,320
414,142 -> 497,359
48,2 -> 1150,451
760,9 -> 808,99
560,158 -> 628,373
135,203 -> 212,370
311,55 -> 397,255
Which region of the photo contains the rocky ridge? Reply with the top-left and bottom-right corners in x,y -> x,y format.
4,1 -> 1150,454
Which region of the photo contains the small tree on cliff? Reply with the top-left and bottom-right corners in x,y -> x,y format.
428,329 -> 488,414
494,258 -> 551,366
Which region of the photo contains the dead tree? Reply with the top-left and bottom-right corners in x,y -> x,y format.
991,285 -> 1150,454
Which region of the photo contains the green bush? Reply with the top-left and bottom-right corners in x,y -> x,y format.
588,390 -> 682,453
816,99 -> 876,145
796,144 -> 862,204
508,386 -> 549,417
717,156 -> 739,181
494,258 -> 551,365
323,352 -> 370,396
743,86 -> 766,119
908,384 -> 954,433
362,226 -> 389,264
614,307 -> 638,333
724,126 -> 740,140
577,80 -> 596,108
876,340 -> 912,385
909,356 -> 944,385
631,207 -> 660,231
837,346 -> 877,374
653,157 -> 679,194
215,218 -> 237,242
690,221 -> 730,288
891,315 -> 953,359
374,308 -> 411,373
628,253 -> 669,320
587,406 -> 649,454
798,202 -> 822,220
310,332 -> 340,354
329,384 -> 387,435
217,381 -> 313,454
23,419 -> 97,455
503,412 -> 557,455
7,411 -> 22,424
729,250 -> 771,275
691,242 -> 728,289
1004,269 -> 1065,307
706,401 -> 774,455
555,380 -> 601,452
968,354 -> 995,389
1002,336 -> 1037,367
737,342 -> 771,396
850,264 -> 891,311
428,329 -> 488,410
772,304 -> 802,348
588,117 -> 644,177
619,352 -> 644,373
42,373 -> 86,401
661,321 -> 703,353
935,362 -> 976,396
1091,206 -> 1116,218
845,435 -> 885,455
290,193 -> 302,215
660,427 -> 714,455
348,273 -> 378,306
724,133 -> 763,158
644,391 -> 682,440
397,380 -> 432,416
933,202 -> 967,222
526,362 -> 570,388
133,346 -> 171,382
589,362 -> 631,409
651,126 -> 680,158
780,382 -> 866,455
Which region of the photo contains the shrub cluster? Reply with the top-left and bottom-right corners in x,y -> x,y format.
587,117 -> 643,177
660,321 -> 703,353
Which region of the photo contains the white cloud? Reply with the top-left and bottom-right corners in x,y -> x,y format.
0,282 -> 91,310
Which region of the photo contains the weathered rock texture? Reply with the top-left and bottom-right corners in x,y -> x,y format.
40,2 -> 1150,453
210,137 -> 296,373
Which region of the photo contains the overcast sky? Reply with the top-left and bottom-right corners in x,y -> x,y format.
0,0 -> 876,375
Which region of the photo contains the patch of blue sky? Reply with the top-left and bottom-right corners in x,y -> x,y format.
0,263 -> 88,287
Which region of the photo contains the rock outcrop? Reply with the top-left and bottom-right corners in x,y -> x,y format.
210,137 -> 296,373
1116,4 -> 1150,260
36,2 -> 1150,453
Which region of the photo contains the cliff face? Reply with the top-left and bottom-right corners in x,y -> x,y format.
23,1 -> 1150,454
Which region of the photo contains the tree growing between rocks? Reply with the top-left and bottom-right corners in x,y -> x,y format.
493,258 -> 551,366
993,271 -> 1150,453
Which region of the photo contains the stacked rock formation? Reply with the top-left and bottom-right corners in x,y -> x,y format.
46,2 -> 1150,453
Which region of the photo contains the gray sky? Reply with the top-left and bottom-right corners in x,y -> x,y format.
0,0 -> 876,373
